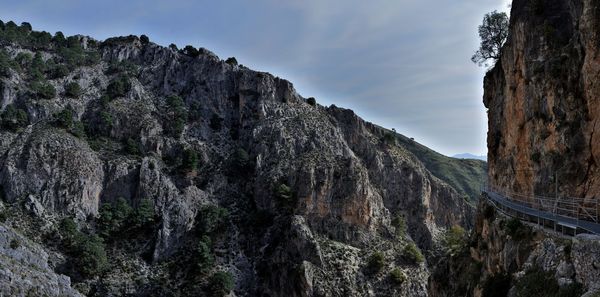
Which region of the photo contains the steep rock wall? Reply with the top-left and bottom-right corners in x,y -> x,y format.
485,0 -> 600,199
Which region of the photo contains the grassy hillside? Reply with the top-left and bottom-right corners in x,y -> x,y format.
394,133 -> 486,205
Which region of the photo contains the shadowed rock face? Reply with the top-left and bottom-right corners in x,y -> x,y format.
0,31 -> 478,296
485,0 -> 600,199
429,199 -> 600,297
0,224 -> 83,297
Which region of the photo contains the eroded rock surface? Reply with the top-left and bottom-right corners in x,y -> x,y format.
485,0 -> 600,199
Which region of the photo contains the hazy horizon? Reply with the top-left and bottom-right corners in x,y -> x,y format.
0,0 -> 511,156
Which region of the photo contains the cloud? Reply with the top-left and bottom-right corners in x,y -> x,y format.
0,0 -> 510,155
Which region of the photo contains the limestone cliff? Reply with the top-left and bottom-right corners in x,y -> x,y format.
430,1 -> 600,296
0,22 -> 481,296
485,0 -> 600,198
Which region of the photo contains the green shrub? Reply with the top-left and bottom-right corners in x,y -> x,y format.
31,81 -> 56,99
140,34 -> 149,45
48,63 -> 69,79
306,97 -> 316,106
382,132 -> 395,145
98,198 -> 133,238
0,50 -> 15,77
165,95 -> 187,137
64,82 -> 82,98
125,137 -> 140,155
52,31 -> 66,46
100,111 -> 113,132
70,121 -> 85,138
196,235 -> 214,271
52,108 -> 84,138
443,225 -> 467,256
166,95 -> 184,109
504,218 -> 531,241
20,22 -> 32,32
515,267 -> 584,297
403,241 -> 424,264
59,217 -> 79,244
15,52 -> 32,68
132,198 -> 154,229
180,149 -> 198,172
106,74 -> 131,99
29,31 -> 52,49
390,268 -> 406,285
183,45 -> 200,57
367,251 -> 385,273
75,234 -> 108,278
230,148 -> 253,175
54,108 -> 74,129
105,60 -> 138,76
56,38 -> 100,69
196,205 -> 229,235
1,105 -> 28,131
9,239 -> 20,249
30,52 -> 46,80
58,217 -> 108,277
274,183 -> 295,208
391,214 -> 407,237
225,57 -> 238,66
207,271 -> 234,297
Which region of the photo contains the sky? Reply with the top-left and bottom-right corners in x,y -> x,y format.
0,0 -> 511,156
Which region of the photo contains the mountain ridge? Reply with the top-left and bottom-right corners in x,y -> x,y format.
0,20 -> 483,296
451,153 -> 486,161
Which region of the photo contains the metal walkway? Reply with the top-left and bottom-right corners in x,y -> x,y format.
483,190 -> 600,235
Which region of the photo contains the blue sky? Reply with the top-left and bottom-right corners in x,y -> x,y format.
0,0 -> 511,156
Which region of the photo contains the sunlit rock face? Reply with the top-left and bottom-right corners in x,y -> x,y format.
485,0 -> 600,200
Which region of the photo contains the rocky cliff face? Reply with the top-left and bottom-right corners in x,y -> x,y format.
485,0 -> 600,198
430,198 -> 600,297
0,23 -> 480,296
432,2 -> 600,294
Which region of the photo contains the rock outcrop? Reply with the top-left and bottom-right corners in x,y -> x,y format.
0,215 -> 82,297
430,0 -> 600,295
485,0 -> 600,199
0,24 -> 483,296
429,198 -> 600,296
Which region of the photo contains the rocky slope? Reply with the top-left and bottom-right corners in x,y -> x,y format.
485,0 -> 600,198
0,21 -> 481,296
395,134 -> 486,205
429,198 -> 600,297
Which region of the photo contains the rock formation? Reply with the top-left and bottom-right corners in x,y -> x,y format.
485,0 -> 600,199
0,22 -> 482,296
429,0 -> 600,296
429,199 -> 600,296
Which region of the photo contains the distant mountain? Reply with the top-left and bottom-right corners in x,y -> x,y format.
452,153 -> 487,161
393,134 -> 487,205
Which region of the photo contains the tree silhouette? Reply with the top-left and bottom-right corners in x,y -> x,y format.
472,11 -> 509,67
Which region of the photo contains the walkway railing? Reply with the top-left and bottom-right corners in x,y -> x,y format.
483,185 -> 600,223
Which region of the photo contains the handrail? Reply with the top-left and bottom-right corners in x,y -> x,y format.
483,185 -> 599,223
482,185 -> 600,235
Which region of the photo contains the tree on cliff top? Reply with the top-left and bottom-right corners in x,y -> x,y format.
472,10 -> 509,67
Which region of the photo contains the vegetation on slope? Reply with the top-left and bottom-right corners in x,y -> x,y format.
393,132 -> 487,205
